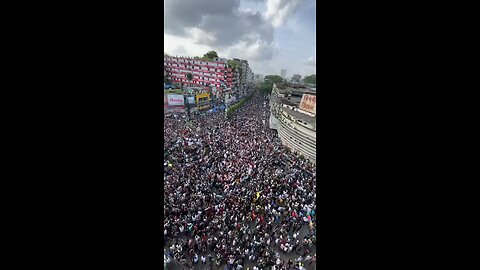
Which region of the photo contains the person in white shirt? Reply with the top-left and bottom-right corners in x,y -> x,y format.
201,255 -> 206,264
193,254 -> 198,264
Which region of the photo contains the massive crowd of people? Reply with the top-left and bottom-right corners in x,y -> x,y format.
164,91 -> 317,270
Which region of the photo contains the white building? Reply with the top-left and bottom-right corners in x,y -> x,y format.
269,83 -> 316,164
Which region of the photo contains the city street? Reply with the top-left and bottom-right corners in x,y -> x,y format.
164,91 -> 316,270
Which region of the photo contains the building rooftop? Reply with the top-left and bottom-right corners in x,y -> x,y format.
275,83 -> 316,96
281,107 -> 316,126
278,96 -> 302,106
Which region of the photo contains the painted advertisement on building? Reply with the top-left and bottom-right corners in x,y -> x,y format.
299,94 -> 316,114
167,94 -> 185,106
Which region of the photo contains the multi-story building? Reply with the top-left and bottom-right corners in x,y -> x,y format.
269,82 -> 316,164
281,69 -> 287,79
229,58 -> 255,97
164,55 -> 233,89
247,69 -> 254,83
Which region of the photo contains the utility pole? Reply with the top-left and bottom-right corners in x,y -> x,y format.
181,83 -> 191,119
186,96 -> 190,119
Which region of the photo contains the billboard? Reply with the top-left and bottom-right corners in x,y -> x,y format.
299,94 -> 316,114
167,94 -> 185,106
196,93 -> 210,102
196,93 -> 211,110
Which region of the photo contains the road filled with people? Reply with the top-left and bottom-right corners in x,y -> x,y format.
164,90 -> 317,270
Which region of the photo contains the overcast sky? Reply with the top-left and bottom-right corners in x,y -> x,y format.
164,0 -> 316,78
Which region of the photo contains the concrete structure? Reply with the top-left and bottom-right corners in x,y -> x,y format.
164,55 -> 233,89
292,74 -> 301,82
269,82 -> 316,164
229,58 -> 254,98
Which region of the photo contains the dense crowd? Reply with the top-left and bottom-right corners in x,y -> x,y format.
164,91 -> 317,270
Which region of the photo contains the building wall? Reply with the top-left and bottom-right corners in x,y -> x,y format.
164,56 -> 233,88
270,84 -> 316,164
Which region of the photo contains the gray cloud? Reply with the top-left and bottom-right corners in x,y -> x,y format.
164,0 -> 278,61
227,40 -> 277,61
264,0 -> 301,28
164,0 -> 238,36
198,12 -> 274,47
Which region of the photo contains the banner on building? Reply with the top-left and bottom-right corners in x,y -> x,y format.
299,94 -> 316,114
167,94 -> 185,106
187,96 -> 195,104
164,106 -> 185,113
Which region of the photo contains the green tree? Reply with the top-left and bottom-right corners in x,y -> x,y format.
202,51 -> 219,61
258,83 -> 273,95
292,74 -> 302,82
303,74 -> 316,84
257,74 -> 283,95
227,59 -> 240,69
264,75 -> 284,84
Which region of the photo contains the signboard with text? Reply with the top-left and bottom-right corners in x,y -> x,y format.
167,94 -> 185,106
299,94 -> 316,114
